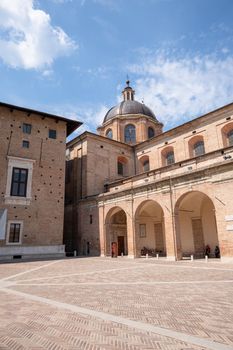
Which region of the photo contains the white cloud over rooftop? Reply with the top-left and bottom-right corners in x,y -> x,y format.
129,51 -> 233,128
0,0 -> 77,70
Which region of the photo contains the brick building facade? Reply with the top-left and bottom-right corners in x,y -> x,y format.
65,82 -> 233,261
0,102 -> 81,260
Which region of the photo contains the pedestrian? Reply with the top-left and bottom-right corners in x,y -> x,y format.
205,244 -> 211,258
215,245 -> 220,258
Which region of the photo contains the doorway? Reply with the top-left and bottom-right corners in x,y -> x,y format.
118,236 -> 125,256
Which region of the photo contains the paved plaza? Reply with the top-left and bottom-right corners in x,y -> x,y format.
0,257 -> 233,350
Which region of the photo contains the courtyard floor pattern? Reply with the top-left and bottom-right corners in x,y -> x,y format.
0,257 -> 233,350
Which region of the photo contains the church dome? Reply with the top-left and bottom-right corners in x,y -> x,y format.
104,100 -> 157,123
103,80 -> 158,123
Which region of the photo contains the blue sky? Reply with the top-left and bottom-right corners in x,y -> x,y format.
0,0 -> 233,139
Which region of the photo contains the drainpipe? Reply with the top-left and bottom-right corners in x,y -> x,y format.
133,146 -> 137,175
169,176 -> 178,260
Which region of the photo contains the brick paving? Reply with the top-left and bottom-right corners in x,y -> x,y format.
0,257 -> 233,349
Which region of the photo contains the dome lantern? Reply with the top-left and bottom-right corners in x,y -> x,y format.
122,80 -> 135,101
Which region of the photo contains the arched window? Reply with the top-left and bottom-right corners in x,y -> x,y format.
117,156 -> 128,176
194,141 -> 205,156
143,159 -> 150,172
166,151 -> 175,165
106,129 -> 113,139
227,129 -> 233,146
124,124 -> 136,143
221,122 -> 233,147
148,127 -> 155,139
161,146 -> 175,166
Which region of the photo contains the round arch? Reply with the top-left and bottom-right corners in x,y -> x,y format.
221,121 -> 233,147
105,206 -> 128,257
138,155 -> 150,173
134,200 -> 166,257
174,191 -> 219,259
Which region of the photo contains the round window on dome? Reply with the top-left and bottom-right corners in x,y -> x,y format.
106,129 -> 113,139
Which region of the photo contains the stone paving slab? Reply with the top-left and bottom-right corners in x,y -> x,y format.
0,257 -> 233,350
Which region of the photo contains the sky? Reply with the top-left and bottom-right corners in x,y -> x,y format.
0,0 -> 233,139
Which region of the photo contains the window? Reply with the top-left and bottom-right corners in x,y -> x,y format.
8,223 -> 21,243
90,215 -> 93,224
6,221 -> 23,244
194,141 -> 205,156
11,168 -> 28,197
166,151 -> 175,165
5,156 -> 35,205
139,224 -> 146,238
124,124 -> 136,143
227,129 -> 233,146
118,161 -> 124,175
49,129 -> 57,139
148,127 -> 155,139
143,159 -> 150,172
106,129 -> 113,139
117,156 -> 128,176
22,140 -> 29,148
23,123 -> 32,134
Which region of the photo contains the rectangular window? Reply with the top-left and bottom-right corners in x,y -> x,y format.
118,161 -> 123,175
11,168 -> 28,197
139,224 -> 146,238
23,123 -> 32,134
49,129 -> 57,139
8,223 -> 21,243
90,215 -> 93,224
22,140 -> 29,148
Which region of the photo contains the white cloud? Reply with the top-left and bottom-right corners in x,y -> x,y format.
128,51 -> 233,128
0,0 -> 77,70
44,103 -> 108,140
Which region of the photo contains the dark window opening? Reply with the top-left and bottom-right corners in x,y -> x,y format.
106,129 -> 113,139
11,168 -> 28,197
23,123 -> 32,134
143,159 -> 150,172
90,215 -> 93,224
118,161 -> 124,175
194,141 -> 205,156
22,140 -> 29,148
49,129 -> 57,139
148,127 -> 155,139
227,129 -> 233,146
9,223 -> 21,243
166,151 -> 175,165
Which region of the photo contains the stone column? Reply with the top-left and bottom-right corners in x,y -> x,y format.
98,204 -> 106,257
163,213 -> 182,260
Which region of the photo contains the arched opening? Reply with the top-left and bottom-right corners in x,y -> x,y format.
188,135 -> 205,158
106,128 -> 113,139
221,122 -> 233,147
135,200 -> 166,257
148,127 -> 155,139
124,124 -> 136,143
139,155 -> 150,173
227,130 -> 233,146
175,191 -> 219,259
161,146 -> 175,166
117,156 -> 128,176
105,207 -> 128,257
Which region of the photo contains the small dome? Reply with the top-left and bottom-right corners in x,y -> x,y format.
104,100 -> 157,123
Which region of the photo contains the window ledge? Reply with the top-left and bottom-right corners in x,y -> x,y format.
6,242 -> 21,246
4,196 -> 32,206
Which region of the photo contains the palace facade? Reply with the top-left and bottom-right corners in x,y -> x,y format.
0,102 -> 81,260
65,81 -> 233,261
